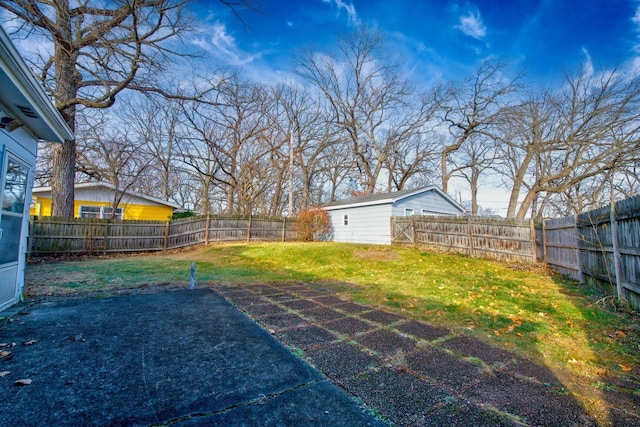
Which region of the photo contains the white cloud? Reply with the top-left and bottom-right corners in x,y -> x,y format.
191,22 -> 259,66
456,10 -> 487,40
632,3 -> 640,54
322,0 -> 361,27
581,47 -> 594,77
633,4 -> 640,27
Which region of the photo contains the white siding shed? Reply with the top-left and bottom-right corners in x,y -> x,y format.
325,186 -> 465,245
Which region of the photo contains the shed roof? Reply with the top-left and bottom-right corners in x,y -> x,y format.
324,185 -> 465,212
32,182 -> 181,209
0,26 -> 73,143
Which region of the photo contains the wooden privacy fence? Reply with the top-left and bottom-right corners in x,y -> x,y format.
539,196 -> 640,310
391,216 -> 537,263
28,215 -> 298,256
390,196 -> 640,310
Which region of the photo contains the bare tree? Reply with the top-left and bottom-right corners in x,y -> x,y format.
0,0 -> 258,217
296,26 -> 420,195
383,95 -> 440,191
181,75 -> 276,214
435,60 -> 521,194
124,97 -> 183,202
75,113 -> 153,218
498,65 -> 640,218
450,133 -> 499,215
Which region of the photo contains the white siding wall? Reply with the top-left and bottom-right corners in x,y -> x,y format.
1,121 -> 38,311
328,203 -> 393,244
391,190 -> 462,216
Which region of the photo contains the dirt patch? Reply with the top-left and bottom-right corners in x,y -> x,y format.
353,248 -> 401,262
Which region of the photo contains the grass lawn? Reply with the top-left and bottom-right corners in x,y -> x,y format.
25,242 -> 640,415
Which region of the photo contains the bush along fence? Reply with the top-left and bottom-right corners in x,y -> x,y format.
28,215 -> 299,256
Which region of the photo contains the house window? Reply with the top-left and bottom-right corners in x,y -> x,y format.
405,208 -> 414,216
79,205 -> 124,220
343,214 -> 349,226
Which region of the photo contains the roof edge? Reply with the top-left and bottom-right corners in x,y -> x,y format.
0,26 -> 74,142
324,186 -> 465,212
32,182 -> 180,209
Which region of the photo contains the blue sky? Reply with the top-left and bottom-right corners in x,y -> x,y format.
195,0 -> 640,86
192,0 -> 640,213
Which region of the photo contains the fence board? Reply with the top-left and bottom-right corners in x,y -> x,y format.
392,216 -> 535,263
28,215 -> 299,256
542,216 -> 582,282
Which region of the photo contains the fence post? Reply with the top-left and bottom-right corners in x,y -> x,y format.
164,221 -> 170,251
88,221 -> 93,256
247,215 -> 252,242
282,217 -> 286,242
27,216 -> 35,258
610,200 -> 624,301
204,214 -> 210,245
467,216 -> 475,257
574,214 -> 584,284
103,220 -> 109,256
529,219 -> 537,263
412,216 -> 417,247
542,219 -> 547,262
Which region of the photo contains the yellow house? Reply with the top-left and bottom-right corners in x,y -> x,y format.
31,182 -> 180,221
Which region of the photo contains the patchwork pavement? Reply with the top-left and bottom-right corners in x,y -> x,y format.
215,282 -> 640,427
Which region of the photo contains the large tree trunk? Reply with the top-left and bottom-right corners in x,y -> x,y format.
470,166 -> 479,216
51,2 -> 78,217
51,139 -> 76,217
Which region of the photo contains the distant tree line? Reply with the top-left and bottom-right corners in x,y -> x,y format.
3,1 -> 639,218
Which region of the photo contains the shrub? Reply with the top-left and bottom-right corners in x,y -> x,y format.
294,208 -> 331,242
172,210 -> 195,219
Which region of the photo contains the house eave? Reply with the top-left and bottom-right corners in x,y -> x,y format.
32,182 -> 181,209
0,26 -> 74,143
324,185 -> 465,213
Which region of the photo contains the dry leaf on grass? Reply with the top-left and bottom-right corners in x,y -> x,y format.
14,379 -> 32,386
619,364 -> 633,372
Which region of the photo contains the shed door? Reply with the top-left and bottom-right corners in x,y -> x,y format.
0,153 -> 30,311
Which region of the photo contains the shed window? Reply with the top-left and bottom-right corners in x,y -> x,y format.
79,205 -> 124,220
343,214 -> 349,226
404,208 -> 414,216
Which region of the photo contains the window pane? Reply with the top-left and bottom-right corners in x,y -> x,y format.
0,214 -> 22,264
79,206 -> 101,218
2,160 -> 29,213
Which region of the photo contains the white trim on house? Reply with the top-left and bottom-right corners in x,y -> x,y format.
324,185 -> 463,212
32,182 -> 180,209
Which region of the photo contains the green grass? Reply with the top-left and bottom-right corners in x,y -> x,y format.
25,242 -> 640,412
